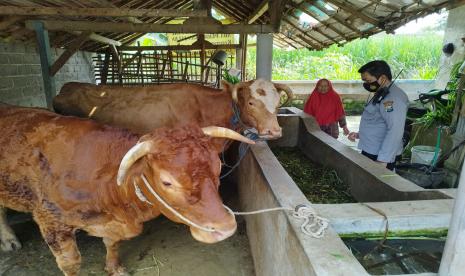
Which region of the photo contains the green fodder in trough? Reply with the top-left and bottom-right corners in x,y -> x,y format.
272,147 -> 356,204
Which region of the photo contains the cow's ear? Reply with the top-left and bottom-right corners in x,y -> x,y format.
221,80 -> 233,91
221,80 -> 239,102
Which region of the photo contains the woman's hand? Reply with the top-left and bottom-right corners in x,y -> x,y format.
342,126 -> 350,136
348,132 -> 359,142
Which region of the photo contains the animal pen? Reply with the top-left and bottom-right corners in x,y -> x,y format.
0,0 -> 465,275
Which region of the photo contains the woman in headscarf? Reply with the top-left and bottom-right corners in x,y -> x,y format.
304,79 -> 349,139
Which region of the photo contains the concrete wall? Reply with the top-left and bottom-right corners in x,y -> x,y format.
276,79 -> 435,102
435,5 -> 465,89
0,41 -> 96,107
271,108 -> 455,201
236,144 -> 368,276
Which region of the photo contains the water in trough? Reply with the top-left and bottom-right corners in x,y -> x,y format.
343,237 -> 445,274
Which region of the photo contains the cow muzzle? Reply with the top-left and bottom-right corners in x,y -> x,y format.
258,126 -> 282,140
190,221 -> 237,244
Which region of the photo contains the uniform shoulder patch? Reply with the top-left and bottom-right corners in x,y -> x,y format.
383,100 -> 394,112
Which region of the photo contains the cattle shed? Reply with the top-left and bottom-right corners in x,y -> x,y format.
0,0 -> 463,108
1,1 -> 465,276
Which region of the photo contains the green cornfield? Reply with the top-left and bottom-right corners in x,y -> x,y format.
246,33 -> 443,80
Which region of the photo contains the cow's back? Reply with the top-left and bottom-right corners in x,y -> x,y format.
53,83 -> 232,134
0,104 -> 135,215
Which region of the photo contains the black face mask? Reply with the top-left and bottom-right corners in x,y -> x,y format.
363,80 -> 380,93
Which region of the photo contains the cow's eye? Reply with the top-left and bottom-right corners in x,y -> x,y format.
248,101 -> 253,106
162,181 -> 172,187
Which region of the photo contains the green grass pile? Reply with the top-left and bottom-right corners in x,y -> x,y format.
272,147 -> 356,204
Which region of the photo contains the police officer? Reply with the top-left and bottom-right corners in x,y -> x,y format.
348,60 -> 409,170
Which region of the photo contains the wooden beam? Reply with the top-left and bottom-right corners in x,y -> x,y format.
0,6 -> 208,18
269,0 -> 285,31
288,1 -> 348,40
50,31 -> 91,76
310,0 -> 362,35
25,20 -> 275,34
193,0 -> 212,16
117,44 -> 241,51
324,0 -> 380,26
282,18 -> 323,48
89,33 -> 122,46
31,21 -> 55,109
247,0 -> 269,24
0,15 -> 25,31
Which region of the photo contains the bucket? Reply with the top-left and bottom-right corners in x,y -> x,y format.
411,145 -> 441,165
396,163 -> 445,188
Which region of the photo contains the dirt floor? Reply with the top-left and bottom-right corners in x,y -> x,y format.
0,197 -> 254,276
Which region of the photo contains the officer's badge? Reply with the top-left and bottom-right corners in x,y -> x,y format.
383,101 -> 394,112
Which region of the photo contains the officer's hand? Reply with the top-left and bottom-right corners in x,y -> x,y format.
343,126 -> 350,136
348,132 -> 359,142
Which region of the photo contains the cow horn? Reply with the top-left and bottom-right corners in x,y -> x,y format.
202,126 -> 255,144
117,141 -> 153,186
273,83 -> 294,107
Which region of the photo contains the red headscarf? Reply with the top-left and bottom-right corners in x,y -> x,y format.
304,79 -> 345,126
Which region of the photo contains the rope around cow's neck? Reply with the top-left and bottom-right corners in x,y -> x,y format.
138,174 -> 329,238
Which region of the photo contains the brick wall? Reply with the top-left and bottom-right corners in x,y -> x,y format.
0,41 -> 96,107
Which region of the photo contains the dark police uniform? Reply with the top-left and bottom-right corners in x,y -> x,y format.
358,84 -> 409,169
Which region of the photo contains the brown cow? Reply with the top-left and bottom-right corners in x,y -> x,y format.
53,79 -> 293,144
0,104 -> 253,276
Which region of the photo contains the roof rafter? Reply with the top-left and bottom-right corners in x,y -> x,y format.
324,0 -> 380,27
287,1 -> 348,41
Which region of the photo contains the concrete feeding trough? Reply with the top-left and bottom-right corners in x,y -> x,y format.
232,107 -> 455,275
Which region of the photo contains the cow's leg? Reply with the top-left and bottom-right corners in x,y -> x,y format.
103,237 -> 129,276
34,211 -> 81,276
0,206 -> 21,251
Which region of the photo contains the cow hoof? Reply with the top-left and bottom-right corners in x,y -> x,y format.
108,266 -> 130,276
1,238 -> 22,252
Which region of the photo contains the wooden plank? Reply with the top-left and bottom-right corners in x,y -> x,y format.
288,1 -> 348,40
324,0 -> 379,26
30,21 -> 55,109
117,44 -> 241,51
0,15 -> 25,31
0,6 -> 208,18
25,20 -> 276,34
121,50 -> 141,70
50,31 -> 91,76
247,0 -> 269,24
109,44 -> 123,83
68,31 -> 122,46
308,0 -> 362,35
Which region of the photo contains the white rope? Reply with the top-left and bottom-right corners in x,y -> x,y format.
292,205 -> 330,239
140,174 -> 216,233
223,204 -> 329,239
139,175 -> 329,238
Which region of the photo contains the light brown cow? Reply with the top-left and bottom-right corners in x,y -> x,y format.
0,104 -> 253,275
53,79 -> 293,145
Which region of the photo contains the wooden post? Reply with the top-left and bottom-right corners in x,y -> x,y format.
241,34 -> 248,81
439,159 -> 465,275
31,21 -> 56,109
101,49 -> 110,84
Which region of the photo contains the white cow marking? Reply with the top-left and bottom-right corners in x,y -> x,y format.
249,79 -> 280,113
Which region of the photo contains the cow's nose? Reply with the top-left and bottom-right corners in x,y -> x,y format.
263,127 -> 282,138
